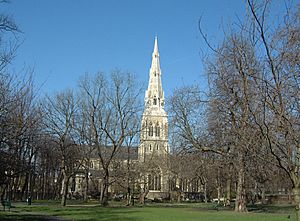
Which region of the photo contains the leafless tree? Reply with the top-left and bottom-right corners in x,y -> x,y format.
244,0 -> 300,218
78,71 -> 142,206
123,123 -> 140,206
0,73 -> 43,202
192,0 -> 300,213
0,4 -> 20,75
169,85 -> 222,154
207,32 -> 263,211
42,90 -> 82,206
35,135 -> 61,200
0,1 -> 48,203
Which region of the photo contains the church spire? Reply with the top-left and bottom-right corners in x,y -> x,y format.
150,36 -> 161,77
139,37 -> 169,193
153,36 -> 159,55
145,37 -> 165,109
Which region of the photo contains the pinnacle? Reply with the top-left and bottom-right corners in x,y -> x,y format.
153,36 -> 159,56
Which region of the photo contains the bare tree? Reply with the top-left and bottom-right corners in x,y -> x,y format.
207,32 -> 263,211
244,0 -> 300,218
123,123 -> 140,206
169,85 -> 222,154
0,0 -> 22,201
0,5 -> 20,75
42,90 -> 82,206
78,71 -> 141,206
0,73 -> 43,203
35,135 -> 61,200
193,0 -> 300,213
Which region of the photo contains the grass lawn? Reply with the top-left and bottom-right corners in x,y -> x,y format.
0,201 -> 296,221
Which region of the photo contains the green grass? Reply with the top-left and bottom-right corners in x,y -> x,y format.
0,201 -> 296,221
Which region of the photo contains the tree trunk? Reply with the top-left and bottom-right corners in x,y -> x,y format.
177,189 -> 181,203
235,160 -> 247,212
204,182 -> 207,203
21,173 -> 29,201
226,178 -> 231,206
127,187 -> 132,206
293,188 -> 300,221
139,190 -> 147,205
42,171 -> 47,199
139,192 -> 145,205
12,176 -> 19,201
100,170 -> 109,207
139,186 -> 149,205
217,186 -> 221,205
83,171 -> 89,202
288,189 -> 292,204
261,187 -> 266,204
126,144 -> 132,206
28,172 -> 34,201
60,173 -> 69,206
1,186 -> 5,201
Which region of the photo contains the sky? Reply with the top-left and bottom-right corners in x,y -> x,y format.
1,0 -> 283,98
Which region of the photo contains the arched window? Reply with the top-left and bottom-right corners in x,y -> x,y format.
148,123 -> 153,136
148,173 -> 162,191
147,166 -> 162,191
148,174 -> 154,190
153,98 -> 157,105
149,144 -> 152,151
170,177 -> 177,191
157,175 -> 161,190
155,124 -> 160,137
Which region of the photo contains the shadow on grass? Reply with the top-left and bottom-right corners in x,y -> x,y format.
0,207 -> 141,221
0,213 -> 64,221
55,207 -> 141,221
247,204 -> 295,214
2,202 -> 295,221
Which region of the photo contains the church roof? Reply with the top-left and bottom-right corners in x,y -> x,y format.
86,145 -> 138,161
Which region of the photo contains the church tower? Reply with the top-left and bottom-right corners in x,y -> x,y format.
139,37 -> 169,196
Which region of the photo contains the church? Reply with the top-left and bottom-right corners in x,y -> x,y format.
71,37 -> 202,201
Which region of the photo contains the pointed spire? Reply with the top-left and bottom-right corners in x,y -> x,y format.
153,36 -> 159,55
145,37 -> 165,110
150,37 -> 161,75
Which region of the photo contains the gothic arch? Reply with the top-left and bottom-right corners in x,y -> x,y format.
147,166 -> 162,191
148,122 -> 153,137
153,97 -> 157,105
155,123 -> 160,137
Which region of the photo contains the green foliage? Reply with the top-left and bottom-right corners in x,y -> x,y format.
0,202 -> 296,221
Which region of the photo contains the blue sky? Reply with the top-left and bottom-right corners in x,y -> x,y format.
2,0 -> 285,98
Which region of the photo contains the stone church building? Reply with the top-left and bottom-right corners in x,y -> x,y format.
71,38 -> 202,200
